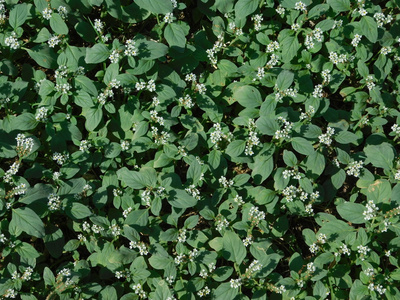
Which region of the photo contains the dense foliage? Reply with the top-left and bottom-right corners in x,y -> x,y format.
1,0 -> 400,299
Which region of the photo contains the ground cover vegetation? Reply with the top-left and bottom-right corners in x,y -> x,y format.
1,0 -> 400,298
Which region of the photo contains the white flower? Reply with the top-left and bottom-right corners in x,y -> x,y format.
42,7 -> 53,20
79,140 -> 92,152
124,39 -> 138,56
109,49 -> 120,64
346,160 -> 363,177
5,32 -> 20,50
363,200 -> 378,221
48,35 -> 61,48
94,19 -> 104,32
164,12 -> 173,23
230,278 -> 242,288
295,1 -> 307,11
35,107 -> 48,122
58,6 -> 67,18
307,262 -> 316,272
351,34 -> 362,47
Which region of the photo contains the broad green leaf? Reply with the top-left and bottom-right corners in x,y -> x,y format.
283,150 -> 297,167
213,282 -> 238,299
222,231 -> 246,264
234,0 -> 258,20
67,202 -> 93,219
360,16 -> 378,43
233,85 -> 262,108
135,0 -> 173,14
11,207 -> 45,238
335,131 -> 359,145
331,169 -> 346,189
168,189 -> 198,209
276,70 -> 294,90
104,142 -> 122,158
104,63 -> 119,85
256,117 -> 279,135
26,45 -> 58,69
125,209 -> 149,226
9,3 -> 28,29
74,76 -> 98,96
149,254 -> 173,270
327,0 -> 351,12
50,13 -> 69,35
291,137 -> 314,155
226,140 -> 246,157
304,150 -> 326,176
12,113 -> 38,131
278,31 -> 300,63
82,106 -> 103,132
365,179 -> 392,204
151,280 -> 172,300
99,286 -> 117,300
85,43 -> 110,64
337,202 -> 366,224
364,143 -> 395,171
117,167 -> 157,189
164,23 -> 187,49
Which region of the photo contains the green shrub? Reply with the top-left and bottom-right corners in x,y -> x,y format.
1,0 -> 400,299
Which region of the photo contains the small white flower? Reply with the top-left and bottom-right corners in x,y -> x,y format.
42,7 -> 53,20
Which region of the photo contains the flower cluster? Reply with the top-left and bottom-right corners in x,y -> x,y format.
318,127 -> 335,146
274,117 -> 293,140
346,160 -> 364,178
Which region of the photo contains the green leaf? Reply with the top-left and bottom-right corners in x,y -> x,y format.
327,0 -> 351,12
360,16 -> 378,43
11,207 -> 45,238
256,117 -> 279,135
50,13 -> 69,35
85,43 -> 110,64
104,142 -> 122,158
26,44 -> 58,69
168,189 -> 198,209
331,169 -> 346,189
365,179 -> 392,204
164,23 -> 187,49
304,151 -> 326,176
234,0 -> 259,20
9,3 -> 28,29
99,286 -> 117,300
149,254 -> 173,270
337,202 -> 366,224
291,137 -> 314,155
335,131 -> 359,144
135,0 -> 173,14
74,76 -> 98,96
12,113 -> 38,131
117,167 -> 157,189
364,143 -> 395,171
232,85 -> 262,108
43,267 -> 56,286
222,231 -> 246,264
104,63 -> 119,85
82,106 -> 103,132
226,140 -> 246,157
18,241 -> 40,257
125,209 -> 149,227
278,31 -> 300,63
67,202 -> 93,219
151,280 -> 172,300
213,282 -> 238,299
137,39 -> 168,60
283,150 -> 297,167
276,70 -> 294,90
